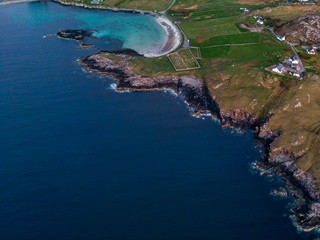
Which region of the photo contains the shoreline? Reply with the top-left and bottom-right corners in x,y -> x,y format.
0,0 -> 182,57
0,0 -> 37,5
78,52 -> 320,233
52,0 -> 182,57
142,15 -> 182,58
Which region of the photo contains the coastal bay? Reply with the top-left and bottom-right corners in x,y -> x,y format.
52,0 -> 182,57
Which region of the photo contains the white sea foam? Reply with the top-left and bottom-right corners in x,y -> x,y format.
109,83 -> 131,93
110,83 -> 117,90
163,89 -> 178,97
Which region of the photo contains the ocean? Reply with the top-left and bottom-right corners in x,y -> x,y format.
0,2 -> 317,239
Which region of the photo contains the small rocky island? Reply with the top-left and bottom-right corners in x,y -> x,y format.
56,29 -> 93,41
56,29 -> 95,49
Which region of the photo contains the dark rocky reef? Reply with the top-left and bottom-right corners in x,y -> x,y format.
101,48 -> 144,57
79,42 -> 94,49
256,145 -> 320,232
56,29 -> 97,49
270,187 -> 288,198
79,53 -> 320,233
56,29 -> 93,41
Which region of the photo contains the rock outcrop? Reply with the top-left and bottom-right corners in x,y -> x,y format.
56,29 -> 92,41
80,54 -> 220,118
275,15 -> 320,44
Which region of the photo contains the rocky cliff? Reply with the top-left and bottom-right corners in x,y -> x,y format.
79,52 -> 320,233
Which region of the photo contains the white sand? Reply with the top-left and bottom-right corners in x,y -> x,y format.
142,15 -> 182,58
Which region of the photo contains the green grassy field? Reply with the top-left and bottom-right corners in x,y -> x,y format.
178,48 -> 200,68
129,56 -> 176,76
190,32 -> 260,47
168,53 -> 187,70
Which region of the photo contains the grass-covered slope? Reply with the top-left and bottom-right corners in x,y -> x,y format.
125,0 -> 320,188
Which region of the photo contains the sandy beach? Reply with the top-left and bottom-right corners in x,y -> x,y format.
142,15 -> 182,58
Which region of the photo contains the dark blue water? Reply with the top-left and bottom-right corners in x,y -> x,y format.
0,2 -> 317,240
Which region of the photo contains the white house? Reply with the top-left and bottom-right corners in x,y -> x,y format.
272,64 -> 286,74
307,48 -> 317,55
257,19 -> 264,25
306,45 -> 318,55
293,72 -> 300,78
277,35 -> 285,41
289,56 -> 299,65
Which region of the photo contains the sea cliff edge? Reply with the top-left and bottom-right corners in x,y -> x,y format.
79,53 -> 320,233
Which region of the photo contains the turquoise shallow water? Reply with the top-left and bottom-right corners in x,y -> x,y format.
2,1 -> 165,53
0,2 -> 319,240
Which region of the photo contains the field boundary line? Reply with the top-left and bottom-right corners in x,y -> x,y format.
202,42 -> 261,48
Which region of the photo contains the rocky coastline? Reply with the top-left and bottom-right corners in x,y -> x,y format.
53,0 -> 154,14
79,52 -> 320,233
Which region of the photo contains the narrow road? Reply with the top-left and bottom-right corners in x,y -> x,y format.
288,42 -> 306,72
268,27 -> 305,73
203,42 -> 260,48
176,23 -> 189,48
160,0 -> 189,49
160,0 -> 176,14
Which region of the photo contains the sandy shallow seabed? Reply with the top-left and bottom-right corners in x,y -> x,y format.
0,0 -> 182,57
141,15 -> 182,58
